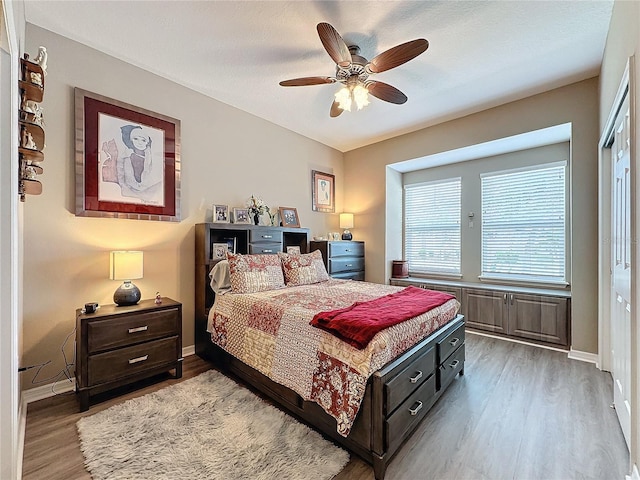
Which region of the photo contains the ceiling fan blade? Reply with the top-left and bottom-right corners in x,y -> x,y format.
330,100 -> 343,117
279,77 -> 335,87
367,39 -> 429,74
317,22 -> 352,68
366,81 -> 408,104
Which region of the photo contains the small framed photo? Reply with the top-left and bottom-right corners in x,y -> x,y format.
212,243 -> 229,259
233,207 -> 251,224
279,207 -> 300,228
223,237 -> 236,254
312,170 -> 335,213
213,204 -> 229,223
286,245 -> 301,254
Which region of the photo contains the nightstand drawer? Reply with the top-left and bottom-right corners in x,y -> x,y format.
87,307 -> 180,353
330,257 -> 364,273
88,336 -> 179,386
329,242 -> 364,258
249,229 -> 282,243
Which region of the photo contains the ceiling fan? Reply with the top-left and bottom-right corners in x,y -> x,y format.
279,22 -> 429,117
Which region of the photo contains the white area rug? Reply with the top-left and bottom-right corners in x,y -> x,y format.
77,370 -> 349,479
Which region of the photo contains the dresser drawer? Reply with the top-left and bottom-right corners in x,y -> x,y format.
87,307 -> 180,353
438,344 -> 465,390
329,242 -> 364,258
88,336 -> 179,386
331,271 -> 365,281
384,346 -> 435,415
330,257 -> 365,274
385,373 -> 437,450
249,229 -> 282,243
437,321 -> 465,363
248,242 -> 282,254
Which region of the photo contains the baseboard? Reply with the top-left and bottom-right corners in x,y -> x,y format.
567,349 -> 598,364
22,345 -> 195,405
466,330 -> 569,353
626,464 -> 640,480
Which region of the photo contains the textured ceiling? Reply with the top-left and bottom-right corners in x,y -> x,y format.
24,0 -> 613,152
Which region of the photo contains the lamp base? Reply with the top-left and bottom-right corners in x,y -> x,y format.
114,281 -> 141,306
342,229 -> 352,241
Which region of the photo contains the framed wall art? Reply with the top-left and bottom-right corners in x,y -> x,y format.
74,88 -> 181,221
311,170 -> 335,213
213,204 -> 229,223
279,207 -> 300,228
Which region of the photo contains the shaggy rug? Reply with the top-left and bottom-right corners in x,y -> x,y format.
77,370 -> 349,480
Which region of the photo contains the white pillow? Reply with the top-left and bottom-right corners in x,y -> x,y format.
209,260 -> 231,295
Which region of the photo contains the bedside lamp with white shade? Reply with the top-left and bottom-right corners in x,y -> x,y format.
340,213 -> 354,240
110,251 -> 143,306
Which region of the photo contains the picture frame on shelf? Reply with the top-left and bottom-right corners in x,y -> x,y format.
213,204 -> 229,223
223,237 -> 236,254
311,170 -> 335,213
286,246 -> 301,254
279,207 -> 300,228
233,207 -> 251,224
212,243 -> 229,260
74,88 -> 181,222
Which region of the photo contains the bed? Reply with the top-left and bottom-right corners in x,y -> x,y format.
194,223 -> 465,479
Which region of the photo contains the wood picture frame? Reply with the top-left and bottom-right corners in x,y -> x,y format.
279,207 -> 300,228
212,204 -> 229,223
212,243 -> 229,259
311,170 -> 335,213
74,88 -> 181,221
233,207 -> 251,224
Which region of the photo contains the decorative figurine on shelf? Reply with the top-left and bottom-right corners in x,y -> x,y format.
24,166 -> 37,180
33,46 -> 47,76
155,292 -> 162,304
23,131 -> 37,150
30,72 -> 43,87
23,100 -> 45,126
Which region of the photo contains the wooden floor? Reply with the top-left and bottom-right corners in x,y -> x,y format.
22,334 -> 629,480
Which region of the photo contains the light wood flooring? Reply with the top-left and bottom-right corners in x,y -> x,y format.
22,334 -> 629,480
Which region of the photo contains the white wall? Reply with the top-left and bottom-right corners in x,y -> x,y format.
19,24 -> 345,391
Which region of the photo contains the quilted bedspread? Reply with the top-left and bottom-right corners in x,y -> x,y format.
208,279 -> 459,436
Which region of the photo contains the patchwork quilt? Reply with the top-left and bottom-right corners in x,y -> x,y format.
208,279 -> 459,436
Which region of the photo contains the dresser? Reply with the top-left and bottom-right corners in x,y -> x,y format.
75,297 -> 183,411
310,240 -> 365,280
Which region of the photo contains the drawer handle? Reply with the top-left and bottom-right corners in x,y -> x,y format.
449,337 -> 459,347
449,359 -> 460,369
128,355 -> 148,365
262,235 -> 273,239
409,371 -> 423,384
128,326 -> 148,334
262,249 -> 273,253
345,249 -> 351,252
617,295 -> 623,303
409,401 -> 423,416
345,264 -> 353,267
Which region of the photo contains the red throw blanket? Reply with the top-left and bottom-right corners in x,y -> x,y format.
310,286 -> 454,349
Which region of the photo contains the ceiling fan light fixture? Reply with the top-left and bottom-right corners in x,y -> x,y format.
335,83 -> 370,112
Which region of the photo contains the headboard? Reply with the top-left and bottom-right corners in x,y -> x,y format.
194,223 -> 309,357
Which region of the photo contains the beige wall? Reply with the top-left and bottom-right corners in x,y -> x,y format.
344,78 -> 600,353
599,0 -> 640,473
20,25 -> 344,389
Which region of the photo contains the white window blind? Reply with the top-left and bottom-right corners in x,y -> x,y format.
404,178 -> 461,274
481,162 -> 566,283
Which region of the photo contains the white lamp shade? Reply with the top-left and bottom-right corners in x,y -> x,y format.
109,251 -> 143,280
339,213 -> 354,229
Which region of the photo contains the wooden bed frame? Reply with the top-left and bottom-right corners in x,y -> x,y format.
195,223 -> 465,479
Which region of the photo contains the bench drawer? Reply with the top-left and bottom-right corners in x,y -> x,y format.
437,322 -> 465,363
384,346 -> 436,415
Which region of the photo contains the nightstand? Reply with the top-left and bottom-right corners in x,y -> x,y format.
310,240 -> 365,280
75,297 -> 183,411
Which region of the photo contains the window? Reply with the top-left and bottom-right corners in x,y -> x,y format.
404,178 -> 461,275
481,162 -> 566,283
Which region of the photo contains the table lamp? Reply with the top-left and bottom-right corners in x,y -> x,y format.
110,251 -> 143,306
340,213 -> 354,240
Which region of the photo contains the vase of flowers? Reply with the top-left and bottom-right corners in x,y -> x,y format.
246,195 -> 269,226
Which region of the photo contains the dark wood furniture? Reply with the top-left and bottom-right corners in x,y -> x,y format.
18,55 -> 46,201
310,240 -> 365,280
391,277 -> 570,348
75,297 -> 183,411
195,223 -> 464,480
